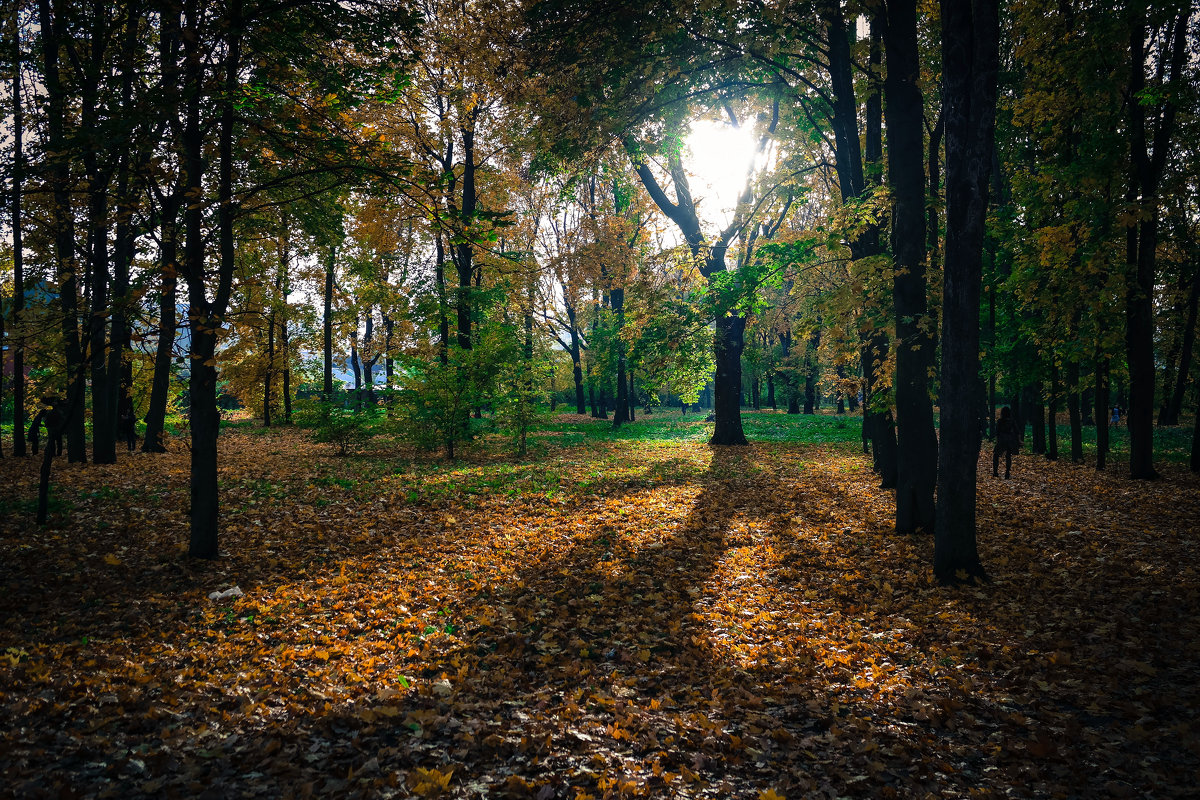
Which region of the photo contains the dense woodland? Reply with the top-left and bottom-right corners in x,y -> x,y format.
1,2 -> 1199,554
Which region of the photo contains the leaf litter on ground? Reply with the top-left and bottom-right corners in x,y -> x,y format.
1,414 -> 1198,799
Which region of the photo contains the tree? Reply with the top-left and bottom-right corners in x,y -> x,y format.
934,0 -> 999,584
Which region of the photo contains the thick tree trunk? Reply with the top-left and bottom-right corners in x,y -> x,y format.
933,0 -> 996,584
1192,393 -> 1200,472
1124,8 -> 1189,478
185,0 -> 239,559
711,314 -> 748,445
767,373 -> 776,410
886,0 -> 936,535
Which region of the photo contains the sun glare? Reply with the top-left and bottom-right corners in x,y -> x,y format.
684,119 -> 766,228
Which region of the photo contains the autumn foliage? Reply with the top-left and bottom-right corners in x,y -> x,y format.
2,413 -> 1198,798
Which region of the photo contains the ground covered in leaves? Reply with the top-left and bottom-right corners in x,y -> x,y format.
2,411 -> 1199,799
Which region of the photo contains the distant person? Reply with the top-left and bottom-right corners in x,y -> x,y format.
1110,405 -> 1121,427
993,406 -> 1019,479
119,401 -> 138,452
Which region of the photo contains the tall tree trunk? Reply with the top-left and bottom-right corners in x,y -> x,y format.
455,127 -> 476,351
767,373 -> 776,410
143,229 -> 178,453
106,5 -> 140,458
1047,361 -> 1059,461
566,304 -> 585,414
1095,357 -> 1111,470
781,330 -> 799,414
435,234 -> 449,363
611,286 -> 629,427
933,0 -> 997,584
1031,382 -> 1046,455
350,318 -> 362,409
1124,7 -> 1189,479
10,9 -> 26,457
629,370 -> 636,420
264,297 -> 275,427
885,0 -> 936,535
143,4 -> 182,454
1166,264 -> 1200,425
711,314 -> 748,445
323,245 -> 335,394
38,0 -> 86,462
803,324 -> 820,414
1067,359 -> 1083,463
185,0 -> 239,559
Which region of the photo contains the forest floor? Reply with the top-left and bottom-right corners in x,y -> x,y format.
1,411 -> 1199,799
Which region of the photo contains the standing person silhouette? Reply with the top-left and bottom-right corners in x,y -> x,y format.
993,406 -> 1019,479
118,399 -> 138,452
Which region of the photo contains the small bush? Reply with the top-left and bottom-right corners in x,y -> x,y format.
294,397 -> 378,455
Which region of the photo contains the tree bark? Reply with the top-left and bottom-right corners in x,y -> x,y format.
10,9 -> 26,456
38,0 -> 87,462
803,324 -> 820,414
711,314 -> 748,445
184,0 -> 240,559
886,0 -> 937,535
1166,264 -> 1200,425
933,0 -> 997,584
611,286 -> 629,427
323,245 -> 335,394
1067,359 -> 1083,463
566,304 -> 585,414
1095,357 -> 1110,470
1031,382 -> 1046,455
1124,7 -> 1189,479
1046,361 -> 1059,461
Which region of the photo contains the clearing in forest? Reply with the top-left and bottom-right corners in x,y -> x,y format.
1,411 -> 1198,798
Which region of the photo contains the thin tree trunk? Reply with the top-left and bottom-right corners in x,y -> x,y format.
10,9 -> 26,457
803,324 -> 820,414
143,233 -> 177,453
1095,358 -> 1111,470
1166,264 -> 1200,425
567,305 -> 585,414
612,286 -> 629,427
1047,361 -> 1059,461
1067,359 -> 1083,463
1031,382 -> 1046,455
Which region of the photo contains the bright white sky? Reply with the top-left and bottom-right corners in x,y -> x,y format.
683,118 -> 764,231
